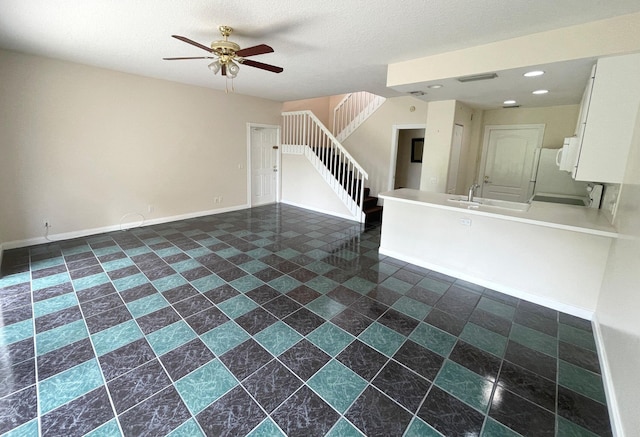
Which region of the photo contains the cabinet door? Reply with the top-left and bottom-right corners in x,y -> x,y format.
574,53 -> 640,182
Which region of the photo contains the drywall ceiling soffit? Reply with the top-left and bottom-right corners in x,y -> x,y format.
1,0 -> 640,103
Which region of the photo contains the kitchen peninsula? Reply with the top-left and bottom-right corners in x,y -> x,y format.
378,189 -> 617,318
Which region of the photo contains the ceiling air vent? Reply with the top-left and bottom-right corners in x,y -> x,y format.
409,91 -> 425,96
457,73 -> 498,83
503,105 -> 521,108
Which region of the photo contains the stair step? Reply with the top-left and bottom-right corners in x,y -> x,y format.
363,196 -> 379,209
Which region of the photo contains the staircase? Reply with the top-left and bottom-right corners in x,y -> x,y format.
333,91 -> 386,142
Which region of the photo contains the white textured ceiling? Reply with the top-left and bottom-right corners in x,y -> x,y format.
1,0 -> 640,105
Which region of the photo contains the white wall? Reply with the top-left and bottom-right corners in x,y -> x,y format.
420,100 -> 456,192
395,129 -> 424,189
0,49 -> 282,247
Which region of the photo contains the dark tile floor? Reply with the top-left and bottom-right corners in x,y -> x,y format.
0,204 -> 612,436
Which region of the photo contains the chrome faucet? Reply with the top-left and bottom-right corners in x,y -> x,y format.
468,183 -> 480,202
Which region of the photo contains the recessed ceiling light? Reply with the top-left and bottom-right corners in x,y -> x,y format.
524,70 -> 545,77
427,84 -> 443,89
532,89 -> 549,95
503,100 -> 517,105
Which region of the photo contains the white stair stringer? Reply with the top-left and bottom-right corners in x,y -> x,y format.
333,92 -> 386,142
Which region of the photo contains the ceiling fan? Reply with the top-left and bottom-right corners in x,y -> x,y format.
163,25 -> 283,79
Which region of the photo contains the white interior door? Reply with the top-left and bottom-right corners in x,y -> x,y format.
479,125 -> 544,201
250,126 -> 279,206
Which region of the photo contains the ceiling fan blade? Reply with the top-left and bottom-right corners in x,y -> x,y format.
236,44 -> 274,58
242,59 -> 283,73
171,35 -> 213,53
221,64 -> 227,76
163,57 -> 214,60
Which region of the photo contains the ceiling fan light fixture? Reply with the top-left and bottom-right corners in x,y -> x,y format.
208,59 -> 221,74
227,60 -> 240,78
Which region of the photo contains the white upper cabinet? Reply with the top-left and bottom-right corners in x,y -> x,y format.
573,53 -> 640,183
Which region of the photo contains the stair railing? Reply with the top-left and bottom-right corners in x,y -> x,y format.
332,92 -> 386,141
282,110 -> 367,222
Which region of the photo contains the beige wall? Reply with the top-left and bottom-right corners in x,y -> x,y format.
342,96 -> 428,196
420,100 -> 456,192
595,107 -> 640,435
395,129 -> 424,189
452,102 -> 481,195
282,97 -> 331,128
0,49 -> 282,246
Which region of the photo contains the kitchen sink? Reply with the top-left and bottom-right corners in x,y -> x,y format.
447,196 -> 531,212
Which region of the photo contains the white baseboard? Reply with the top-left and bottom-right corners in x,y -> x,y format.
591,315 -> 624,437
379,246 -> 594,320
1,204 -> 249,250
279,200 -> 360,223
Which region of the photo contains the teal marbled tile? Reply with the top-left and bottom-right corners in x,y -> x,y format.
305,231 -> 324,238
39,358 -> 103,413
392,296 -> 431,320
239,260 -> 269,274
217,295 -> 258,319
101,257 -> 134,272
191,275 -> 225,293
32,272 -> 70,291
477,296 -> 516,320
372,262 -> 400,276
91,319 -> 142,356
85,419 -> 122,437
435,360 -> 493,412
113,273 -> 148,292
175,360 -> 238,414
147,320 -> 197,356
248,418 -> 285,437
200,321 -> 250,356
171,259 -> 202,273
559,323 -> 597,352
155,246 -> 183,258
305,239 -> 327,249
153,274 -> 188,293
73,272 -> 110,291
268,276 -> 302,293
306,295 -> 346,319
30,257 -> 64,271
461,323 -> 508,357
36,319 -> 87,355
216,247 -> 242,259
254,321 -> 302,356
123,246 -> 152,257
410,322 -> 457,357
167,419 -> 204,437
405,418 -> 444,437
379,276 -> 413,294
1,318 -> 34,346
305,261 -> 335,275
509,323 -> 557,357
307,323 -> 354,357
342,276 -> 376,294
184,247 -> 212,259
481,418 -> 521,437
0,271 -> 31,287
326,419 -> 364,437
305,249 -> 330,260
558,360 -> 606,403
92,246 -> 122,257
34,292 -> 78,318
305,276 -> 339,294
308,360 -> 367,413
359,322 -> 406,357
555,416 -> 599,437
275,248 -> 299,260
126,293 -> 168,318
417,277 -> 450,294
4,418 -> 39,437
230,275 -> 264,293
141,236 -> 167,245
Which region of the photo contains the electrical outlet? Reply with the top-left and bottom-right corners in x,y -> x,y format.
44,219 -> 51,228
460,218 -> 472,226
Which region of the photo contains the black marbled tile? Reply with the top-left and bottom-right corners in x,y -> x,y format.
366,286 -> 402,306
283,308 -> 325,335
392,268 -> 423,285
235,307 -> 278,335
0,289 -> 31,313
514,307 -> 558,337
143,265 -> 177,281
498,361 -> 556,411
278,339 -> 330,381
480,290 -> 517,306
131,252 -> 162,265
98,251 -> 127,263
80,292 -> 125,318
489,386 -> 555,436
286,285 -> 321,305
37,338 -> 95,381
372,360 -> 430,412
288,267 -> 317,282
443,285 -> 481,306
5,338 -> 34,365
331,308 -> 374,336
242,359 -> 302,413
272,385 -> 339,437
504,340 -> 557,381
32,282 -> 74,303
75,282 -> 116,303
119,283 -> 157,304
162,252 -> 190,264
425,308 -> 466,336
107,265 -> 141,280
2,303 -> 32,326
35,305 -> 83,333
216,266 -> 247,282
227,253 -> 253,265
345,385 -> 412,437
434,295 -> 476,320
64,250 -> 95,263
197,386 -> 266,437
220,339 -> 272,381
337,339 -> 389,381
69,264 -> 103,280
119,386 -> 191,437
0,357 -> 35,398
40,386 -> 113,437
67,256 -> 100,272
262,295 -> 302,319
185,306 -> 230,335
0,281 -> 30,298
559,341 -> 601,374
0,385 -> 38,435
559,313 -> 593,332
98,338 -> 156,381
557,386 -> 612,437
518,300 -> 557,321
245,284 -> 280,305
348,296 -> 388,320
468,308 -> 512,337
160,338 -> 215,381
418,385 -> 485,437
172,294 -> 213,318
162,284 -> 199,304
107,359 -> 172,414
449,340 -> 502,382
85,305 -> 133,334
203,284 -> 240,304
393,339 -> 444,381
136,306 -> 181,335
378,308 -> 419,336
273,260 -> 299,274
31,264 -> 67,279
254,267 -> 284,282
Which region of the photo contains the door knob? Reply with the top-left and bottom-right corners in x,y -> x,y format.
484,175 -> 491,184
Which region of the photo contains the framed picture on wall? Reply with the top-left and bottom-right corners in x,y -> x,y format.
411,138 -> 424,163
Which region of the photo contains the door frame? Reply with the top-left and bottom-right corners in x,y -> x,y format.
388,124 -> 427,190
246,123 -> 281,206
478,124 -> 545,199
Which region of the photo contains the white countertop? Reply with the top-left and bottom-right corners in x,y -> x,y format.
379,189 -> 617,238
